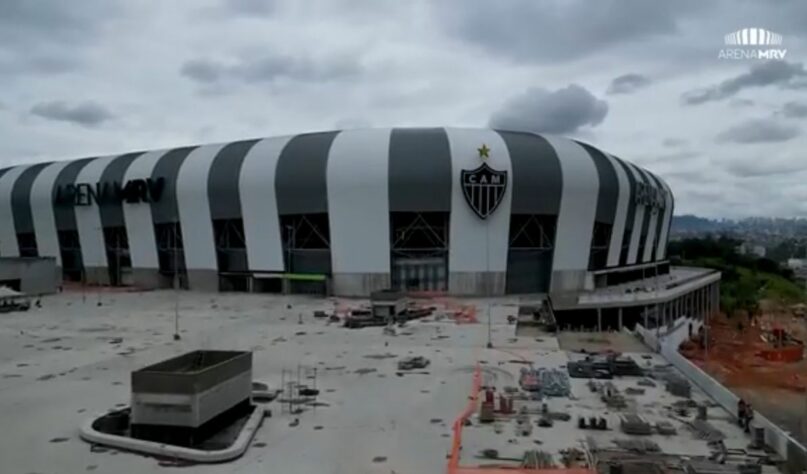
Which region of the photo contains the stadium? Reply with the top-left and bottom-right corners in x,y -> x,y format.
0,127 -> 718,328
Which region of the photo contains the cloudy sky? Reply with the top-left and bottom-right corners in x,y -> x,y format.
1,0 -> 806,218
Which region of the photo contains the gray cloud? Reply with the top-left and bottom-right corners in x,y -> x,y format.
0,0 -> 116,43
180,59 -> 223,84
722,155 -> 807,178
30,101 -> 115,127
334,117 -> 372,129
729,98 -> 754,108
662,137 -> 688,147
682,60 -> 807,105
489,85 -> 608,134
0,1 -> 120,76
438,0 -> 701,63
779,101 -> 807,118
716,119 -> 799,144
221,0 -> 276,16
607,73 -> 652,95
181,54 -> 361,87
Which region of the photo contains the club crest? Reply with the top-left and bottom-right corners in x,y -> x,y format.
460,162 -> 507,219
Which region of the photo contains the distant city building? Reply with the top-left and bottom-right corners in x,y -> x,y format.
737,242 -> 766,258
787,258 -> 807,280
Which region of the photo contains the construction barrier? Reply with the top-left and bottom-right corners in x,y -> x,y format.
446,365 -> 595,474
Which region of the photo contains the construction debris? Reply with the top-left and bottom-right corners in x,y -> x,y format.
578,416 -> 607,430
613,438 -> 660,453
519,367 -> 540,392
515,411 -> 533,436
520,450 -> 554,469
567,353 -> 644,379
684,459 -> 761,474
559,447 -> 586,467
689,419 -> 726,442
600,382 -> 627,409
665,376 -> 692,398
656,420 -> 678,435
620,414 -> 652,435
518,367 -> 571,396
397,356 -> 429,370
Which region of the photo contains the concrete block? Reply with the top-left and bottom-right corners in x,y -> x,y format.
448,272 -> 506,296
331,272 -> 391,297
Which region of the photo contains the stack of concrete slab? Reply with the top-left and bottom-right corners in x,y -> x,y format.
537,368 -> 570,397
665,376 -> 692,398
620,414 -> 652,435
684,459 -> 760,474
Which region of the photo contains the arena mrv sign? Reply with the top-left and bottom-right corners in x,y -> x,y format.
54,177 -> 165,206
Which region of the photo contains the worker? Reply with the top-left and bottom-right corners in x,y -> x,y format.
745,403 -> 754,433
737,399 -> 746,427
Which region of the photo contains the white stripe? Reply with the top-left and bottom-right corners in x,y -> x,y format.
546,136 -> 599,271
74,156 -> 117,270
624,161 -> 645,265
327,129 -> 391,277
176,144 -> 225,273
0,167 -> 26,256
122,150 -> 168,270
655,177 -> 674,260
239,136 -> 291,272
604,153 -> 630,267
640,170 -> 659,263
445,128 -> 512,276
30,161 -> 71,265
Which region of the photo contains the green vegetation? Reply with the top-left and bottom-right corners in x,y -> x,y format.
668,237 -> 806,316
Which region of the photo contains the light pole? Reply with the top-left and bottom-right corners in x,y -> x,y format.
173,225 -> 181,341
486,219 -> 493,349
286,224 -> 295,274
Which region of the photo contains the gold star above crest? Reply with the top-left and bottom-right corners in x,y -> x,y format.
478,144 -> 490,159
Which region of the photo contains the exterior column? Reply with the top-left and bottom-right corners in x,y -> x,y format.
715,282 -> 720,315
618,307 -> 623,331
703,287 -> 707,319
597,307 -> 602,332
689,292 -> 693,318
643,306 -> 648,328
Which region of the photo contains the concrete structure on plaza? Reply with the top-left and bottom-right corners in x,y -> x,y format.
0,256 -> 59,295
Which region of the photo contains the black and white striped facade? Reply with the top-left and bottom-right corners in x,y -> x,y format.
0,128 -> 674,297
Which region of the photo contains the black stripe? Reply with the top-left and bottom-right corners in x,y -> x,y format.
388,128 -> 452,212
53,158 -> 95,231
496,131 -> 563,215
11,163 -> 51,246
576,142 -> 618,225
611,156 -> 636,266
208,139 -> 261,220
98,152 -> 145,229
633,166 -> 653,261
645,170 -> 666,261
276,131 -> 340,215
150,147 -> 198,224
